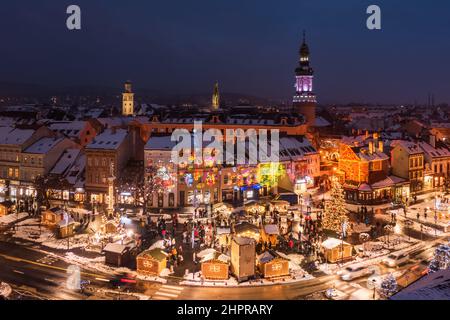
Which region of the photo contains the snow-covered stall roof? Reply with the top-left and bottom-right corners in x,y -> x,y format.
264,224 -> 280,235
321,238 -> 351,250
103,243 -> 129,254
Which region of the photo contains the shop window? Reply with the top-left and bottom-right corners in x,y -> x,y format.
169,193 -> 174,207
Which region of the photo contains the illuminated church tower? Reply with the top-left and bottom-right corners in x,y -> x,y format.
293,32 -> 316,127
122,80 -> 134,116
212,81 -> 220,110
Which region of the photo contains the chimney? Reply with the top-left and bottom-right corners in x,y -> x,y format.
430,135 -> 436,148
369,141 -> 374,155
378,140 -> 384,153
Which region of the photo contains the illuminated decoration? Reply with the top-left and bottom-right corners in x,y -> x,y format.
205,172 -> 217,186
323,180 -> 348,233
184,173 -> 194,187
154,165 -> 176,192
257,162 -> 286,187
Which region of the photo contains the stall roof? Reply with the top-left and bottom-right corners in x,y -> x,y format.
139,248 -> 168,261
234,221 -> 260,234
233,236 -> 255,246
103,243 -> 129,254
264,224 -> 280,235
258,251 -> 275,264
321,237 -> 351,250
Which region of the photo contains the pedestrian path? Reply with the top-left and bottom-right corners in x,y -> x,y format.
151,284 -> 184,300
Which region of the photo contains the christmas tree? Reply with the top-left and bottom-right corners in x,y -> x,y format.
378,273 -> 398,299
323,180 -> 348,234
428,243 -> 450,273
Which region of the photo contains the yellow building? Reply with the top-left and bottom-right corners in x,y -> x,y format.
122,81 -> 134,116
391,141 -> 424,193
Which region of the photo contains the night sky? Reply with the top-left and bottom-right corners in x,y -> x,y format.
1,0 -> 450,104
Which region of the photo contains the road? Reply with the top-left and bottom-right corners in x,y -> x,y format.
0,233 -> 446,300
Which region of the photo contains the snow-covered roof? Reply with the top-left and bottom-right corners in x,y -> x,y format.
418,141 -> 450,158
216,227 -> 231,235
48,121 -> 86,137
24,137 -> 64,154
391,269 -> 450,300
103,243 -> 129,254
264,224 -> 279,235
145,135 -> 178,151
371,176 -> 407,189
87,129 -> 128,150
391,140 -> 423,155
314,116 -> 331,127
258,251 -> 275,263
321,237 -> 351,249
50,149 -> 81,175
0,127 -> 35,145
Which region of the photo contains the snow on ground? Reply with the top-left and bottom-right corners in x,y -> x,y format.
62,252 -> 133,275
0,212 -> 29,225
11,218 -> 92,250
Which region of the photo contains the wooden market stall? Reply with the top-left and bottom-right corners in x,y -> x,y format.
41,207 -> 67,228
321,238 -> 353,263
56,217 -> 75,238
234,221 -> 260,242
136,248 -> 168,276
270,200 -> 290,213
231,236 -> 256,282
260,224 -> 280,246
216,227 -> 231,246
257,251 -> 290,278
201,253 -> 230,280
103,243 -> 132,267
0,201 -> 14,217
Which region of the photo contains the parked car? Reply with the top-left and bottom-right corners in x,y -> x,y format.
340,266 -> 374,281
382,252 -> 409,267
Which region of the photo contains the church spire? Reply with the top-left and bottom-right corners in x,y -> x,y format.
212,81 -> 220,110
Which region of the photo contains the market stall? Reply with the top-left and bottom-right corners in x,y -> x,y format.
216,227 -> 231,246
57,217 -> 75,238
0,201 -> 14,217
136,248 -> 168,276
270,200 -> 290,213
103,243 -> 132,267
321,238 -> 353,263
261,224 -> 280,246
201,252 -> 230,280
257,251 -> 290,278
41,207 -> 67,228
231,236 -> 256,282
234,221 -> 260,242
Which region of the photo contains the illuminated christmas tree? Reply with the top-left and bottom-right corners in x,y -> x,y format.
378,273 -> 398,299
428,243 -> 450,273
323,180 -> 348,234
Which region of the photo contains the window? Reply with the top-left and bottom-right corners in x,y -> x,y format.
8,168 -> 13,177
14,168 -> 19,178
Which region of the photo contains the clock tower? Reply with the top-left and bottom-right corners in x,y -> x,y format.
293,32 -> 316,127
122,80 -> 134,116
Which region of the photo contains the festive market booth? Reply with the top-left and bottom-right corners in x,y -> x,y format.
56,217 -> 75,238
200,251 -> 230,280
103,243 -> 132,267
270,200 -> 290,213
102,220 -> 119,234
0,201 -> 14,217
261,224 -> 280,246
234,221 -> 260,242
257,251 -> 290,278
244,200 -> 266,215
41,207 -> 68,228
321,238 -> 353,263
216,227 -> 231,246
231,236 -> 256,282
136,249 -> 168,276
